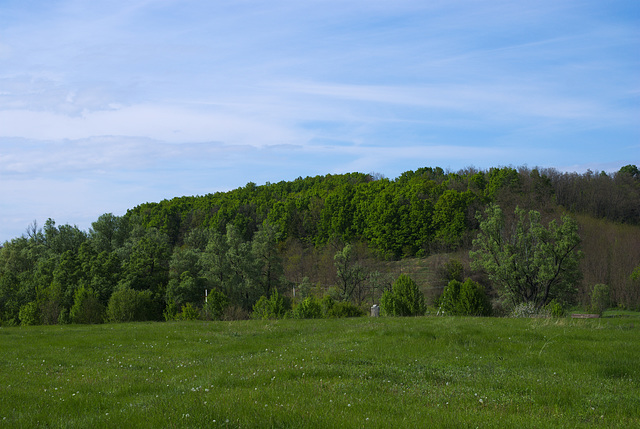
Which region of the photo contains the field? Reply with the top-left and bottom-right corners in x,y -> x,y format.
1,316 -> 639,428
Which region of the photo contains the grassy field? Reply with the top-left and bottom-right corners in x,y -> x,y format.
1,316 -> 639,428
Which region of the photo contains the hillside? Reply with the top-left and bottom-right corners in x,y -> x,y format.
1,165 -> 639,325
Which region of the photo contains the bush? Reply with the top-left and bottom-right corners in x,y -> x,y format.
252,291 -> 291,319
58,308 -> 70,325
326,301 -> 365,318
293,296 -> 323,319
179,302 -> 200,320
380,274 -> 426,317
320,295 -> 335,316
163,299 -> 179,321
106,287 -> 154,323
19,302 -> 40,326
545,299 -> 565,318
510,302 -> 550,318
203,289 -> 229,321
437,278 -> 492,316
39,300 -> 62,325
223,305 -> 250,321
590,284 -> 610,315
70,286 -> 104,324
437,259 -> 464,286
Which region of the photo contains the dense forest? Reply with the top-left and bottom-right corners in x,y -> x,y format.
1,165 -> 639,325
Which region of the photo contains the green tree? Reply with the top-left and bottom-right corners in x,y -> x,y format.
69,286 -> 104,324
251,221 -> 285,297
203,289 -> 229,320
201,225 -> 259,311
471,204 -> 581,309
618,164 -> 639,179
90,213 -> 128,252
105,287 -> 154,323
19,301 -> 40,326
251,290 -> 291,319
380,274 -> 426,316
292,296 -> 323,319
334,244 -> 368,303
432,190 -> 473,248
438,278 -> 492,316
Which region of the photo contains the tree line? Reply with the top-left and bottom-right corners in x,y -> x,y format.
1,165 -> 639,325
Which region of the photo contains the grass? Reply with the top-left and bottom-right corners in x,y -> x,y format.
1,316 -> 639,428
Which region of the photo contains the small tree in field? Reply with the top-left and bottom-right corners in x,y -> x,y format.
380,274 -> 426,316
438,278 -> 492,316
471,204 -> 581,310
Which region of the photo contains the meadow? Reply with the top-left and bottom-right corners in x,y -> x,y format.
1,316 -> 638,428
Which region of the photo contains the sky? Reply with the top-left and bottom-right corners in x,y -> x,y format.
1,0 -> 639,242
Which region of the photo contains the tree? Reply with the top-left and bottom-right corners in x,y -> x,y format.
618,164 -> 639,179
69,286 -> 104,324
380,274 -> 426,316
251,221 -> 285,297
437,278 -> 492,316
251,290 -> 291,319
471,204 -> 581,309
105,287 -> 154,323
201,224 -> 260,311
333,244 -> 368,303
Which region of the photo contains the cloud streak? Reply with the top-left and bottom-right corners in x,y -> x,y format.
1,0 -> 638,241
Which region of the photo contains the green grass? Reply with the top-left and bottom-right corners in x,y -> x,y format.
1,317 -> 639,428
602,309 -> 640,318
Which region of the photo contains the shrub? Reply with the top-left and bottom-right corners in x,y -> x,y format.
326,301 -> 365,318
58,308 -> 70,325
293,296 -> 323,319
545,299 -> 565,318
380,274 -> 426,317
163,299 -> 179,321
39,300 -> 62,325
510,302 -> 550,318
19,302 -> 40,326
590,283 -> 610,315
70,286 -> 104,324
179,302 -> 200,320
295,277 -> 313,300
223,305 -> 250,321
438,278 -> 492,316
437,259 -> 464,286
106,287 -> 154,323
203,289 -> 229,321
252,291 -> 291,319
320,295 -> 335,316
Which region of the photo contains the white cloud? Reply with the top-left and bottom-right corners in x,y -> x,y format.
0,0 -> 638,241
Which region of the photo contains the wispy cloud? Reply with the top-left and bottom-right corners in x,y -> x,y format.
0,0 -> 638,240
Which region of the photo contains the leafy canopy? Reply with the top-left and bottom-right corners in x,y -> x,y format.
380,274 -> 426,316
471,204 -> 581,309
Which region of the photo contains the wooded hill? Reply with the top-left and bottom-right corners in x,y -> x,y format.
1,165 -> 639,325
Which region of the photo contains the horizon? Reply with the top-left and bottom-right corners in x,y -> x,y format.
1,0 -> 639,241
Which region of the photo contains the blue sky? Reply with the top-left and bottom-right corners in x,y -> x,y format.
1,0 -> 639,241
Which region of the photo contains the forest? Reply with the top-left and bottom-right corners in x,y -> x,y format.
1,164 -> 639,325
